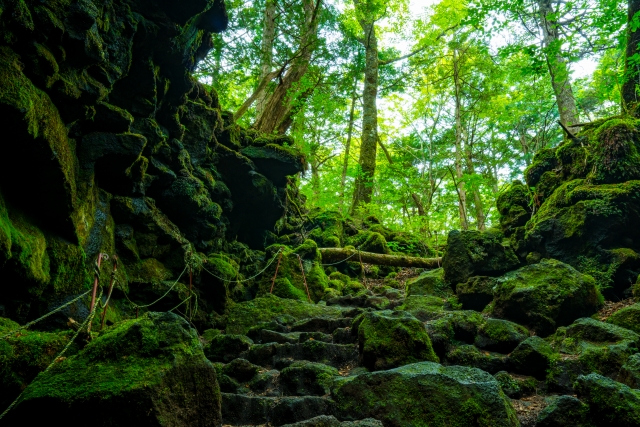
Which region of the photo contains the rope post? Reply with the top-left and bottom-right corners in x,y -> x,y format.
188,266 -> 193,319
358,249 -> 367,289
297,254 -> 312,303
88,253 -> 104,332
270,250 -> 283,294
100,256 -> 118,331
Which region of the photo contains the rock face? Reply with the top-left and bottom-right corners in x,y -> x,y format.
442,229 -> 520,286
3,312 -> 221,426
332,362 -> 519,427
356,310 -> 438,371
0,0 -> 304,324
490,259 -> 601,336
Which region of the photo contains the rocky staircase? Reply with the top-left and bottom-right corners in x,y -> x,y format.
214,296 -> 392,427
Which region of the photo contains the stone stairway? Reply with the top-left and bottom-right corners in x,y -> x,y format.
215,295 -> 391,427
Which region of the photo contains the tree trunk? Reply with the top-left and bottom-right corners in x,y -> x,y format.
351,0 -> 379,214
253,0 -> 321,134
256,0 -> 277,118
538,0 -> 579,127
453,49 -> 468,230
623,0 -> 640,114
319,248 -> 442,269
340,83 -> 358,214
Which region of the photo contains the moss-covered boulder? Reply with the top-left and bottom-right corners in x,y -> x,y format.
493,371 -> 538,399
509,336 -> 558,379
221,358 -> 260,382
535,395 -> 592,427
280,361 -> 338,396
258,241 -> 330,303
474,318 -> 529,354
405,268 -> 451,298
425,310 -> 485,358
204,334 -> 253,363
396,295 -> 446,321
490,259 -> 601,336
332,362 -> 519,427
606,303 -> 640,334
445,345 -> 511,374
222,294 -> 345,335
346,231 -> 389,254
575,373 -> 640,426
496,181 -> 532,237
3,312 -> 221,426
356,310 -> 438,371
307,209 -> 345,248
546,318 -> 640,391
619,353 -> 640,388
442,229 -> 520,286
456,276 -> 496,312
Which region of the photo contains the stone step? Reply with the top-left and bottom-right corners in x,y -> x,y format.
290,317 -> 354,334
221,393 -> 336,426
243,341 -> 358,369
281,415 -> 384,427
258,329 -> 333,345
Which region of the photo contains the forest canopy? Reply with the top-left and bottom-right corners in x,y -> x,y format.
196,0 -> 629,236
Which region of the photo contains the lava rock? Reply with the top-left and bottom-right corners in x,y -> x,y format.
356,310 -> 438,371
607,303 -> 640,334
474,318 -> 529,354
332,361 -> 519,427
205,334 -> 254,362
536,395 -> 592,427
490,259 -> 601,336
221,358 -> 261,382
575,373 -> 640,426
509,336 -> 558,379
619,353 -> 640,388
280,361 -> 338,396
456,276 -> 496,312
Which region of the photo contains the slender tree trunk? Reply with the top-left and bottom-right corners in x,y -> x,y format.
623,0 -> 640,114
453,49 -> 468,230
255,0 -> 277,117
464,145 -> 485,231
538,0 -> 579,127
340,83 -> 358,214
254,0 -> 321,133
351,0 -> 379,214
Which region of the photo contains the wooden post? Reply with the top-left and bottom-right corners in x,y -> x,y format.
100,256 -> 118,331
297,255 -> 312,303
87,254 -> 104,332
270,251 -> 283,293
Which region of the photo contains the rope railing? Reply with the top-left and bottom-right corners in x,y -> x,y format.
122,266 -> 188,311
200,248 -> 283,283
0,288 -> 103,421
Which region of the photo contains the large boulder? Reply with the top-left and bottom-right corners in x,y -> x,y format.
356,310 -> 438,371
442,229 -> 520,286
535,395 -> 592,427
332,362 -> 519,427
490,259 -> 602,336
607,303 -> 640,334
509,336 -> 558,380
575,373 -> 640,426
3,312 -> 222,426
405,268 -> 450,297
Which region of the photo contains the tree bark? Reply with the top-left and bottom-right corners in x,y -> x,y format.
253,0 -> 322,134
319,248 -> 442,269
538,0 -> 579,127
256,0 -> 277,117
351,0 -> 379,214
453,48 -> 468,230
623,0 -> 640,114
340,83 -> 358,214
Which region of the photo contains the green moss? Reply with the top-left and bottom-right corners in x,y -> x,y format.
358,310 -> 439,371
47,238 -> 92,295
346,231 -> 390,254
509,336 -> 558,379
397,296 -> 446,321
608,303 -> 640,334
496,181 -> 531,235
525,148 -> 558,187
406,268 -> 452,298
128,258 -> 172,285
490,259 -> 602,336
223,294 -> 345,335
587,118 -> 640,184
307,209 -> 344,248
332,362 -> 519,427
280,361 -> 338,396
575,373 -> 640,426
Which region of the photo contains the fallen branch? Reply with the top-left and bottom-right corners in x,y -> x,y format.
319,248 -> 442,269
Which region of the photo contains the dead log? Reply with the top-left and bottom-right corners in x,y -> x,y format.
319,248 -> 442,269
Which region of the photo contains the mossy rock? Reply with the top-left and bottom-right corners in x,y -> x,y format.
575,373 -> 640,427
445,344 -> 511,374
204,334 -> 253,363
425,310 -> 485,358
474,318 -> 529,354
406,268 -> 451,298
307,209 -> 345,248
496,181 -> 532,236
332,361 -> 519,427
258,241 -> 329,303
525,148 -> 558,187
345,231 -> 389,254
221,358 -> 260,382
223,294 -> 345,335
606,303 -> 640,334
357,310 -> 438,371
587,118 -> 640,184
490,259 -> 602,336
619,353 -> 640,388
442,229 -> 520,286
280,361 -> 338,396
396,295 -> 446,321
456,276 -> 496,312
545,318 -> 640,391
493,371 -> 538,399
536,395 -> 592,427
509,336 -> 558,380
3,312 -> 221,426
